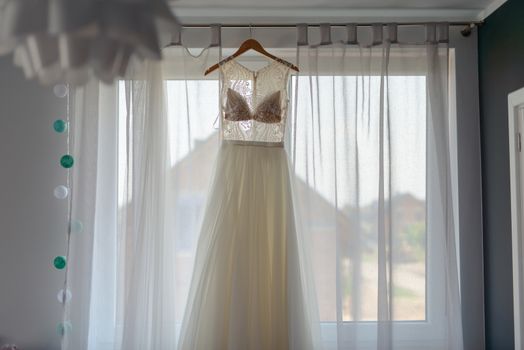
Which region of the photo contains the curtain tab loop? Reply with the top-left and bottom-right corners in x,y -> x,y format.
297,23 -> 309,46
210,24 -> 222,47
387,24 -> 398,43
320,23 -> 332,45
372,24 -> 383,45
171,27 -> 182,46
426,23 -> 437,43
438,23 -> 449,43
346,24 -> 358,45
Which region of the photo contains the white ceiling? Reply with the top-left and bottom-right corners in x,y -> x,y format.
172,0 -> 506,24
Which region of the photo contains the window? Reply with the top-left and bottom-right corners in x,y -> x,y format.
111,46 -> 460,348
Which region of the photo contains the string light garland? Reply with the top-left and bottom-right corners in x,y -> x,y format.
52,83 -> 75,338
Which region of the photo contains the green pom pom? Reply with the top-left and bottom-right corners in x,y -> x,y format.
53,256 -> 67,270
53,120 -> 67,133
60,155 -> 74,169
57,321 -> 72,336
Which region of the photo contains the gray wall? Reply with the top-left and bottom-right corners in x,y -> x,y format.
452,27 -> 485,350
479,0 -> 524,348
0,56 -> 67,349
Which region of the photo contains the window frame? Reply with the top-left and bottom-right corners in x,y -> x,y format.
113,28 -> 484,346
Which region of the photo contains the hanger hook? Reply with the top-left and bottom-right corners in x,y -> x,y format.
249,23 -> 253,39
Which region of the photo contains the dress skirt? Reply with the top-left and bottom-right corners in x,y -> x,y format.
178,141 -> 314,350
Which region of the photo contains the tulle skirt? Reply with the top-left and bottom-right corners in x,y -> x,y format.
178,141 -> 314,350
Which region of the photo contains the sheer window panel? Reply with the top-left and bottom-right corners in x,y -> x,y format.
87,45 -> 222,349
290,75 -> 428,324
288,41 -> 461,349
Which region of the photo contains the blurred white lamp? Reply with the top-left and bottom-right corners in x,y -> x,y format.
0,0 -> 178,85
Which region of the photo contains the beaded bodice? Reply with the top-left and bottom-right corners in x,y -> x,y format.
220,58 -> 291,145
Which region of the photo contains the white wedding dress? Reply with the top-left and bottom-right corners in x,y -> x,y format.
178,57 -> 316,350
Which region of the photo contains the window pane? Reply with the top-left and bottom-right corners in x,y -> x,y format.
290,75 -> 427,322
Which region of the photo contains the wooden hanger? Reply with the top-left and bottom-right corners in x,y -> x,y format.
204,38 -> 299,76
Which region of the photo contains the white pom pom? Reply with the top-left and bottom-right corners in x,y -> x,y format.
53,185 -> 69,199
70,220 -> 83,234
53,84 -> 69,98
57,289 -> 72,303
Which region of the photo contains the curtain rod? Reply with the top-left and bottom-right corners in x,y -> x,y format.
181,22 -> 482,28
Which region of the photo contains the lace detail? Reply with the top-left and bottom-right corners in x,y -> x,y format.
220,58 -> 291,144
225,89 -> 281,123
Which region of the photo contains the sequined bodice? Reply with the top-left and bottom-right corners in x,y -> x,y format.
220,58 -> 291,144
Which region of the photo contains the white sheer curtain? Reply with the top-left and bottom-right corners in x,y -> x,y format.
63,24 -> 463,350
288,24 -> 463,349
61,79 -> 105,350
64,27 -> 222,350
113,34 -> 222,350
